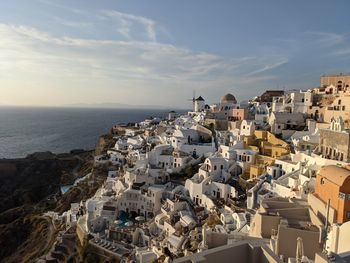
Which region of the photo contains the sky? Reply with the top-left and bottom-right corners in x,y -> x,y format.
0,0 -> 350,108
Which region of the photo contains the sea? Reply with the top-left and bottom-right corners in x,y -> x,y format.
0,106 -> 179,159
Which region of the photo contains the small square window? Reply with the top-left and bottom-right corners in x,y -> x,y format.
339,192 -> 346,199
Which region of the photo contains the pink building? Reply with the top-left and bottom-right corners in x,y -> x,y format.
228,108 -> 248,122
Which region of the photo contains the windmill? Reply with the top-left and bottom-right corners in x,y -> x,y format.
187,90 -> 196,110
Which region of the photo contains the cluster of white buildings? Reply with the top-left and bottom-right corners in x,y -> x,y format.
54,74 -> 350,263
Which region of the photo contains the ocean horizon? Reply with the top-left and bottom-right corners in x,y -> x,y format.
0,106 -> 184,159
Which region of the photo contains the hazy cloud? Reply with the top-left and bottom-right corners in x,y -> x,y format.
102,10 -> 157,41
0,23 -> 290,106
246,59 -> 289,76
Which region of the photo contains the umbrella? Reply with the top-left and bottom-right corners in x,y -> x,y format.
135,216 -> 145,221
125,221 -> 134,227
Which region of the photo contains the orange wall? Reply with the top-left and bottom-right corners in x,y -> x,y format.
315,175 -> 350,223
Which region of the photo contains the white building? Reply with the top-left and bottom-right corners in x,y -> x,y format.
168,125 -> 215,157
253,104 -> 270,126
272,90 -> 313,114
185,156 -> 238,210
240,120 -> 256,137
269,112 -> 305,135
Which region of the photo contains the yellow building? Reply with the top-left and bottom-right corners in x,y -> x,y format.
244,131 -> 290,179
244,130 -> 290,158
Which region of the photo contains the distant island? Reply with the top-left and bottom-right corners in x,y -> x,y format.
64,102 -> 186,110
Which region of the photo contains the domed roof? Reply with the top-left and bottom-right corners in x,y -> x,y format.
221,93 -> 237,104
318,165 -> 350,186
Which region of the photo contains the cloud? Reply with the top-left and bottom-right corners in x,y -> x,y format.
304,31 -> 347,47
0,23 -> 291,106
52,16 -> 91,28
333,48 -> 350,56
246,59 -> 288,76
38,0 -> 160,41
102,10 -> 157,41
36,0 -> 86,15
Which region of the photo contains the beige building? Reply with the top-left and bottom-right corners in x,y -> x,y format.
174,240 -> 282,263
326,221 -> 350,256
323,94 -> 350,126
318,117 -> 350,163
249,197 -> 324,260
320,74 -> 350,92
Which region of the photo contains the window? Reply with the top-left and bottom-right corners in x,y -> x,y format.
339,192 -> 346,199
347,212 -> 350,219
338,100 -> 342,105
342,106 -> 345,111
220,165 -> 223,170
214,165 -> 217,170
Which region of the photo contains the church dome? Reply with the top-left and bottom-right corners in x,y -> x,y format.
220,93 -> 237,104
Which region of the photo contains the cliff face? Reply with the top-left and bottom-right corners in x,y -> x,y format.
0,152 -> 80,213
0,211 -> 53,263
55,165 -> 107,214
95,134 -> 115,155
0,151 -> 94,262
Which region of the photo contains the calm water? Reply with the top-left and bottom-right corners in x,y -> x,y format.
0,106 -> 173,159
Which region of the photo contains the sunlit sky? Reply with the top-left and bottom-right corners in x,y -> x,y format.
0,0 -> 350,108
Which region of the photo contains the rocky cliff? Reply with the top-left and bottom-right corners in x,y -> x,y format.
95,134 -> 115,155
0,151 -> 94,262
